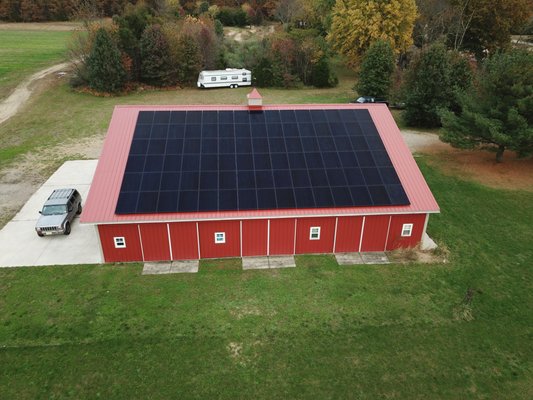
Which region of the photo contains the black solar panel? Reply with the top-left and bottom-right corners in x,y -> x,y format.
115,109 -> 410,214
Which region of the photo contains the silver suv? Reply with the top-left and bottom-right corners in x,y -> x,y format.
35,188 -> 82,237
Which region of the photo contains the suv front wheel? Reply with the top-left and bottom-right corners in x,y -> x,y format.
64,222 -> 71,235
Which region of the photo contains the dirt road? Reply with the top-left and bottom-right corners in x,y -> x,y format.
0,62 -> 71,125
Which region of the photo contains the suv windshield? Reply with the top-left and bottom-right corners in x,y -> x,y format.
42,205 -> 67,215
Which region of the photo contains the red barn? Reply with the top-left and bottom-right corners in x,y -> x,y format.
81,97 -> 439,263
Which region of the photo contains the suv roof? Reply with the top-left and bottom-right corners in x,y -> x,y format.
44,188 -> 77,206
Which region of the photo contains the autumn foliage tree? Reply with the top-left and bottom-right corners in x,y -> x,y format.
327,0 -> 417,67
140,24 -> 174,86
458,0 -> 533,57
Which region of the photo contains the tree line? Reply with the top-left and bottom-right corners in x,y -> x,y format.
327,0 -> 532,162
75,2 -> 337,93
0,0 -> 279,22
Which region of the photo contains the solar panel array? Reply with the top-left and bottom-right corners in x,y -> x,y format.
115,109 -> 410,214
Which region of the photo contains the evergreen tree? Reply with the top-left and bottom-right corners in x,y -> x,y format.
355,40 -> 395,98
86,28 -> 126,93
311,57 -> 337,88
403,43 -> 455,128
440,49 -> 533,162
140,24 -> 174,86
253,57 -> 275,87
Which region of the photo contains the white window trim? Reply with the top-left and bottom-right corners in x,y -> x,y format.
401,223 -> 413,237
215,232 -> 226,244
309,226 -> 321,240
114,236 -> 126,248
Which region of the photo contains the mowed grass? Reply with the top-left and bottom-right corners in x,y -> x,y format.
1,160 -> 532,399
0,30 -> 73,99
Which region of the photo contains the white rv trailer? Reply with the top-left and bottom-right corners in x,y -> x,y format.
197,68 -> 252,89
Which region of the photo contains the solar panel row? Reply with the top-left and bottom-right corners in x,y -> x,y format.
115,109 -> 410,214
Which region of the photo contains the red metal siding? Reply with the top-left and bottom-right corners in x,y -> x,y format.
386,214 -> 427,250
295,217 -> 335,254
335,216 -> 364,253
169,222 -> 199,260
98,224 -> 143,263
269,218 -> 295,255
360,215 -> 390,252
198,220 -> 240,259
242,219 -> 268,256
139,223 -> 171,261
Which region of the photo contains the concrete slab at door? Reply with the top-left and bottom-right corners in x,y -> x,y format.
269,218 -> 295,255
242,219 -> 268,256
198,220 -> 240,259
295,217 -> 335,254
139,223 -> 171,261
169,222 -> 198,260
98,224 -> 143,262
335,216 -> 363,253
360,215 -> 389,252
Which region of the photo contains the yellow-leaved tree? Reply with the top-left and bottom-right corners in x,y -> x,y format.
327,0 -> 417,67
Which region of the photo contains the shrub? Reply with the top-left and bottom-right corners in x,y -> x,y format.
311,57 -> 337,88
216,7 -> 248,27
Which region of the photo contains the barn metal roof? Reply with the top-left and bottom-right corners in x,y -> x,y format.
81,103 -> 439,224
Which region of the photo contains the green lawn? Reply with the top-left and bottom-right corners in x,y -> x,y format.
0,30 -> 73,100
1,160 -> 532,399
1,29 -> 531,398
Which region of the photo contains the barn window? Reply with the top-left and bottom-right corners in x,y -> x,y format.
215,232 -> 226,244
309,226 -> 321,240
401,224 -> 413,237
114,237 -> 126,248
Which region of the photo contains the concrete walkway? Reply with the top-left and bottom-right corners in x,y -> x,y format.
0,160 -> 101,267
142,260 -> 199,275
242,256 -> 296,270
335,252 -> 390,265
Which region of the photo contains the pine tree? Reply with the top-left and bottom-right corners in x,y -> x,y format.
440,49 -> 533,162
355,40 -> 395,98
86,28 -> 126,93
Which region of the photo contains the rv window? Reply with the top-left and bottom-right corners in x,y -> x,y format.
231,76 -> 238,80
221,76 -> 228,80
211,77 -> 216,81
242,72 -> 247,76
